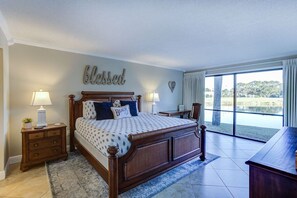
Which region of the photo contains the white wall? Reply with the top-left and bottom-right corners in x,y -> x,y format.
0,27 -> 9,174
9,44 -> 183,156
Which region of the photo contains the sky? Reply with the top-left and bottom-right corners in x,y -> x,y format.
206,70 -> 283,90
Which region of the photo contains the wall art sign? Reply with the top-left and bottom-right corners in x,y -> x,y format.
83,65 -> 126,85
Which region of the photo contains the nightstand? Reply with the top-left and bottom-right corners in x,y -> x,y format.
20,123 -> 68,171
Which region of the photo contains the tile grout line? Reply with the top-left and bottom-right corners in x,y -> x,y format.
209,157 -> 235,198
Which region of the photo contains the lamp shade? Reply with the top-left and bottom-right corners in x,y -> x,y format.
152,92 -> 160,102
31,90 -> 52,106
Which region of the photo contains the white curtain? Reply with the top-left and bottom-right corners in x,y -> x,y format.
283,59 -> 297,127
183,71 -> 205,124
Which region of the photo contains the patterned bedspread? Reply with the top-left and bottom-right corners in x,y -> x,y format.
75,112 -> 195,157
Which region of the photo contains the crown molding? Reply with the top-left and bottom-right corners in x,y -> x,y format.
0,10 -> 13,45
13,39 -> 185,72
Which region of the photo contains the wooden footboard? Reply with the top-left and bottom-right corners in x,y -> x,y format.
108,123 -> 206,197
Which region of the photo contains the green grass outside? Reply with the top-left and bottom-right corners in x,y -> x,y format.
205,122 -> 279,142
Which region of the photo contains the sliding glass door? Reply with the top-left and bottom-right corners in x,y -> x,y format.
205,75 -> 234,135
205,69 -> 283,142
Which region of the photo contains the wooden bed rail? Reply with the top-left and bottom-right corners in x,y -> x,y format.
69,94 -> 75,152
200,125 -> 206,161
108,146 -> 119,198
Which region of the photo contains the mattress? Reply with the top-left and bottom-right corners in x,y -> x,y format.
74,130 -> 108,169
75,112 -> 195,157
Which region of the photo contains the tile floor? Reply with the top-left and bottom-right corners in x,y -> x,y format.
0,132 -> 264,198
154,132 -> 264,198
0,163 -> 51,198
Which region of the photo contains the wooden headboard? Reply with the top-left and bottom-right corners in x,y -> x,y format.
68,91 -> 142,151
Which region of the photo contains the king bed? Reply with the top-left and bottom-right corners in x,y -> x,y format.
69,91 -> 206,198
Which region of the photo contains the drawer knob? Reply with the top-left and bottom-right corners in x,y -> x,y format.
34,143 -> 39,147
53,149 -> 58,152
53,140 -> 57,144
34,153 -> 39,157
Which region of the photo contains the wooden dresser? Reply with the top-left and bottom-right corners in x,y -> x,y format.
246,127 -> 297,198
20,123 -> 68,171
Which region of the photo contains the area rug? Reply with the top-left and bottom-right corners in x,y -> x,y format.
46,151 -> 219,198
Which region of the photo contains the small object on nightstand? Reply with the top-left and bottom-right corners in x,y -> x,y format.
34,126 -> 45,129
54,123 -> 61,126
20,123 -> 68,171
178,105 -> 185,111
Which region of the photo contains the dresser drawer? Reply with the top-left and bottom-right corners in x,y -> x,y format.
28,132 -> 44,140
47,129 -> 61,137
29,147 -> 61,161
29,138 -> 61,151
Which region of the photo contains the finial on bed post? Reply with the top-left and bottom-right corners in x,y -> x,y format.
200,125 -> 206,161
136,95 -> 142,112
108,146 -> 119,198
69,94 -> 75,152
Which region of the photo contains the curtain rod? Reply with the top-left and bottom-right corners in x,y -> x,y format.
185,54 -> 297,74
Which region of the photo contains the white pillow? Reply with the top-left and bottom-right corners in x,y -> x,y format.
83,101 -> 97,119
111,105 -> 132,119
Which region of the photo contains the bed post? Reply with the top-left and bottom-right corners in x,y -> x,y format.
136,95 -> 142,112
69,94 -> 75,152
200,125 -> 206,161
108,146 -> 119,198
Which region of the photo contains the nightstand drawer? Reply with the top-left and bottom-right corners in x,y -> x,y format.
29,147 -> 61,161
29,138 -> 61,150
28,132 -> 44,140
47,129 -> 61,137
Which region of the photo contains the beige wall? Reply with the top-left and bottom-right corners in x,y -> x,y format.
9,44 -> 183,156
0,28 -> 9,172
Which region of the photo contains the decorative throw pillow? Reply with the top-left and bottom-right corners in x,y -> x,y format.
94,102 -> 113,120
111,105 -> 132,119
113,100 -> 121,107
120,100 -> 138,116
82,101 -> 96,119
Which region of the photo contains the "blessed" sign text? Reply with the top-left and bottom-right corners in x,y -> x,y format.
83,65 -> 126,85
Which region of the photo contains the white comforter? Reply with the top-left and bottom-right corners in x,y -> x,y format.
75,112 -> 195,157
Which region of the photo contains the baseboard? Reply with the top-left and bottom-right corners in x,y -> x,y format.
8,155 -> 22,165
0,170 -> 5,180
0,170 -> 6,181
0,157 -> 11,180
0,155 -> 22,180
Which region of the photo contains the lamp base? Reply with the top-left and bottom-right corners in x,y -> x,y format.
152,103 -> 158,115
37,107 -> 47,127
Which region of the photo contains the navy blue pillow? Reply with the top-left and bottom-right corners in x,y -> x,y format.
94,102 -> 113,120
120,100 -> 138,116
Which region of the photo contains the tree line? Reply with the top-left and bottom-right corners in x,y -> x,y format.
206,81 -> 282,98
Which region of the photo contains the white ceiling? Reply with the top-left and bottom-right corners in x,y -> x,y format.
1,0 -> 297,71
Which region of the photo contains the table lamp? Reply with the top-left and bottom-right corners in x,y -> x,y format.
31,89 -> 52,127
151,91 -> 160,115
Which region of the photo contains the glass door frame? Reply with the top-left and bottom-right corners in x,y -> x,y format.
205,68 -> 284,142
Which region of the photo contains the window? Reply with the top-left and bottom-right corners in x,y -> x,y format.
205,69 -> 283,142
